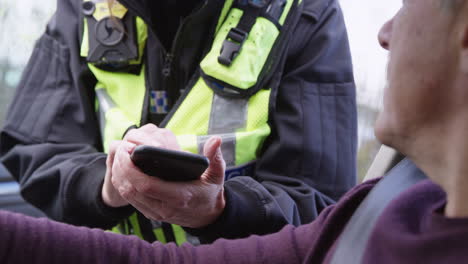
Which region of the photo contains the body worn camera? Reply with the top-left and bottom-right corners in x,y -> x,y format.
82,0 -> 139,71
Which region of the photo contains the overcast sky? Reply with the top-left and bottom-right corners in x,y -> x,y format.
340,0 -> 402,108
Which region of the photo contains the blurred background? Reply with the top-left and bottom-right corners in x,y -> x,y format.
0,0 -> 401,181
340,0 -> 401,179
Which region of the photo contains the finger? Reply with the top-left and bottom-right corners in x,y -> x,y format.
157,128 -> 180,150
129,193 -> 178,221
111,141 -> 188,212
138,123 -> 160,132
112,141 -> 138,193
124,125 -> 180,150
124,128 -> 163,147
106,140 -> 122,168
202,136 -> 226,184
113,149 -> 191,207
126,124 -> 159,138
128,197 -> 165,221
128,175 -> 192,208
102,141 -> 129,207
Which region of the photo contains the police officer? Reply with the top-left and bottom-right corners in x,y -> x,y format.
0,0 -> 357,244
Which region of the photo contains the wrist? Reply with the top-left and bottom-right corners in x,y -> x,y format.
194,187 -> 226,228
101,181 -> 128,208
216,187 -> 226,214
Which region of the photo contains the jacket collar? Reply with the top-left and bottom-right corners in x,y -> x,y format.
118,0 -> 209,26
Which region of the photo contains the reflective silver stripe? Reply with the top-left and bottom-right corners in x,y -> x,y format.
98,106 -> 106,137
202,94 -> 249,166
96,88 -> 117,137
208,94 -> 248,134
197,134 -> 236,167
220,135 -> 236,166
0,182 -> 20,195
96,88 -> 116,113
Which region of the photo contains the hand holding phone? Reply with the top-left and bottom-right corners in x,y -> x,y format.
109,137 -> 225,228
130,145 -> 209,181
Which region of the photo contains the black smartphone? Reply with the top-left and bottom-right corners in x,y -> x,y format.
130,145 -> 209,181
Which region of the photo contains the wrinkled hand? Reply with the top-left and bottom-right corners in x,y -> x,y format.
123,124 -> 181,150
110,125 -> 227,228
101,140 -> 129,208
101,124 -> 180,208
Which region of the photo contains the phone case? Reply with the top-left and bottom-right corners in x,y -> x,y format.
130,145 -> 209,181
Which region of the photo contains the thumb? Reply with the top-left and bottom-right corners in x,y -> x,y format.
106,140 -> 122,168
202,136 -> 226,184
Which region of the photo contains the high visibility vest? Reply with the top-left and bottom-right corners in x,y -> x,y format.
80,0 -> 302,244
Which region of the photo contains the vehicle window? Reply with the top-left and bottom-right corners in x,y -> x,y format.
0,0 -> 399,182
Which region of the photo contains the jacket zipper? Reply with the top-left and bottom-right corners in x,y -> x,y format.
117,0 -> 210,124
116,1 -> 183,123
162,53 -> 173,77
160,2 -> 208,107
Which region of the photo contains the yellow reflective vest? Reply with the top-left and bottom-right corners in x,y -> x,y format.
80,0 -> 301,244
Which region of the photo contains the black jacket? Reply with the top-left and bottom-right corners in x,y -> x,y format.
0,0 -> 357,242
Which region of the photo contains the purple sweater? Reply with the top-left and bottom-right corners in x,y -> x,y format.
1,179 -> 467,263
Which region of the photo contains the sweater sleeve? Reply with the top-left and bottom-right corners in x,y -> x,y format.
0,210 -> 309,264
0,181 -> 377,263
